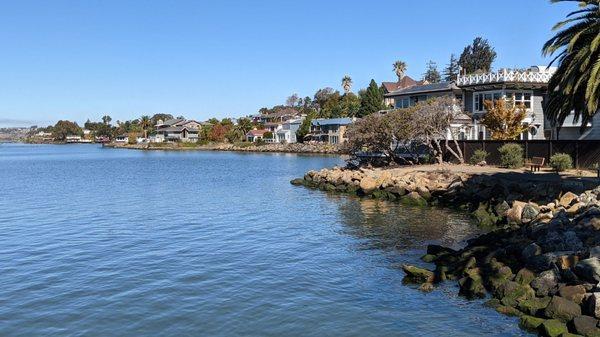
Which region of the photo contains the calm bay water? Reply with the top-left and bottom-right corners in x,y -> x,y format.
0,144 -> 529,336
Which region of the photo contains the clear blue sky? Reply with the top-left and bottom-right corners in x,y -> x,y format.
0,0 -> 573,127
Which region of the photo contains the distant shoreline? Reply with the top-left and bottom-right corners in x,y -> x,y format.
103,142 -> 347,156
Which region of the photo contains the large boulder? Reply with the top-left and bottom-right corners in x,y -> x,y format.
400,192 -> 428,207
522,243 -> 542,260
528,253 -> 563,273
584,293 -> 600,318
560,192 -> 579,208
519,315 -> 545,331
532,269 -> 560,297
571,315 -> 600,337
495,200 -> 511,217
518,296 -> 552,316
559,285 -> 587,304
539,231 -> 583,252
458,270 -> 486,299
507,201 -> 526,224
359,176 -> 379,194
522,203 -> 540,223
496,281 -> 535,307
540,319 -> 569,337
401,264 -> 434,283
515,268 -> 536,286
544,296 -> 582,322
472,202 -> 498,228
290,178 -> 304,186
575,258 -> 600,283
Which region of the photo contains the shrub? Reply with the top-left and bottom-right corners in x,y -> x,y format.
469,149 -> 489,165
128,133 -> 137,145
498,143 -> 524,168
549,153 -> 573,172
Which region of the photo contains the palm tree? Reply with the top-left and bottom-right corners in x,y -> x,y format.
140,115 -> 151,138
341,75 -> 353,94
236,117 -> 253,136
543,0 -> 600,130
393,60 -> 407,81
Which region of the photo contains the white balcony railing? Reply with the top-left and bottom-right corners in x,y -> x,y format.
456,68 -> 556,86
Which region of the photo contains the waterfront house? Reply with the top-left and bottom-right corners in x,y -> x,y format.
383,66 -> 600,140
115,134 -> 128,143
154,118 -> 201,143
381,75 -> 423,107
456,66 -> 556,140
246,129 -> 269,142
35,131 -> 54,142
274,118 -> 304,144
95,136 -> 110,143
306,118 -> 356,145
385,81 -> 462,110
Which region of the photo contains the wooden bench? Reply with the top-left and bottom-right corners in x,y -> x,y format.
530,157 -> 545,172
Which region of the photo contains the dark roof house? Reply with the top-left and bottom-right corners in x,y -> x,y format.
381,76 -> 422,94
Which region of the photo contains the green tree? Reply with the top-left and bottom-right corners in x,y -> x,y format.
443,54 -> 460,81
220,118 -> 233,126
543,0 -> 600,130
358,79 -> 385,117
341,75 -> 353,94
296,110 -> 317,143
320,91 -> 342,118
235,117 -> 253,135
340,93 -> 361,117
313,87 -> 336,111
94,123 -> 113,138
102,115 -> 112,125
139,115 -> 151,138
423,60 -> 441,83
52,120 -> 83,141
459,37 -> 497,74
393,60 -> 407,81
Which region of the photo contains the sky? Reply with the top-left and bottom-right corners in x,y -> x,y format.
0,0 -> 574,127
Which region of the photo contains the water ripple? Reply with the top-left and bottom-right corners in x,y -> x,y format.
0,144 -> 531,337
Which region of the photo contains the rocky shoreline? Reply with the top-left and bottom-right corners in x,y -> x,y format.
105,142 -> 345,155
292,166 -> 600,336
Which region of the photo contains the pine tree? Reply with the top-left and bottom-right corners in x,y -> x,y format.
423,61 -> 441,83
358,79 -> 385,117
443,54 -> 460,82
459,37 -> 497,74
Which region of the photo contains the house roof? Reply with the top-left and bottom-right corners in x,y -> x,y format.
247,129 -> 269,136
453,113 -> 473,124
159,126 -> 198,132
381,76 -> 422,93
384,81 -> 460,97
162,118 -> 185,126
311,118 -> 354,126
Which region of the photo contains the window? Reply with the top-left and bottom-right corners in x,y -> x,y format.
505,91 -> 532,109
474,90 -> 533,112
395,97 -> 411,109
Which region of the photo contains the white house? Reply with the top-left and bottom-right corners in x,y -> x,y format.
274,118 -> 304,144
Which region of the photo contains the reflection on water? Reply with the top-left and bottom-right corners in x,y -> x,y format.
331,194 -> 480,252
